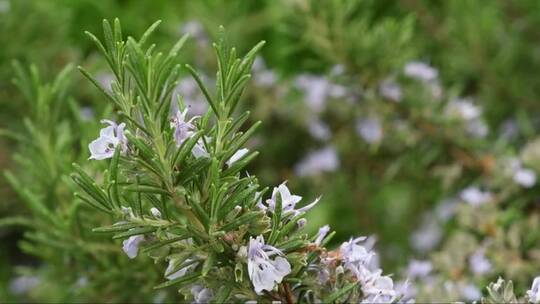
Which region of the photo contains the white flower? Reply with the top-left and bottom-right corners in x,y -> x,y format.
404,61 -> 438,82
191,285 -> 213,303
150,207 -> 162,218
356,117 -> 383,144
314,225 -> 330,246
528,277 -> 540,303
262,182 -> 320,217
460,186 -> 492,206
122,235 -> 144,259
88,120 -> 128,160
469,249 -> 492,275
247,236 -> 291,294
165,258 -> 198,280
406,259 -> 432,279
514,168 -> 537,188
227,148 -> 250,167
294,146 -> 339,177
379,78 -> 402,102
170,109 -> 198,147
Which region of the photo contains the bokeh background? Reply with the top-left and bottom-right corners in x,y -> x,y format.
3,0 -> 540,302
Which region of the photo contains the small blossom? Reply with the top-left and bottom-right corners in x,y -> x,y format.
150,207 -> 162,218
361,272 -> 397,303
297,218 -> 307,228
191,285 -> 213,303
308,119 -> 332,141
411,216 -> 442,253
445,98 -> 482,121
514,168 -> 537,188
10,275 -> 40,295
406,259 -> 433,279
227,148 -> 250,167
170,109 -> 197,147
379,78 -> 402,102
295,74 -> 346,113
466,119 -> 489,138
460,186 -> 493,206
528,277 -> 540,303
460,283 -> 482,302
469,249 -> 492,275
294,146 -> 339,177
247,235 -> 291,294
314,225 -> 330,246
262,182 -> 320,217
122,235 -> 144,259
172,77 -> 209,116
339,237 -> 381,284
88,120 -> 127,160
165,259 -> 198,281
356,117 -> 383,144
192,140 -> 210,159
404,61 -> 438,82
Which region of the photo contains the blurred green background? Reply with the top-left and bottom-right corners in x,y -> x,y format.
3,0 -> 540,301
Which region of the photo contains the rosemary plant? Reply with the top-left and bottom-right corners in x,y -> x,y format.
71,19 -> 404,303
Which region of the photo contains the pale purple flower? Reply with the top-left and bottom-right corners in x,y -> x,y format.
514,168 -> 537,188
361,272 -> 397,304
469,249 -> 492,275
308,119 -> 332,141
404,61 -> 438,82
379,78 -> 402,102
460,186 -> 492,206
10,275 -> 40,295
247,236 -> 291,294
297,218 -> 307,228
466,119 -> 489,138
460,283 -> 481,302
294,146 -> 339,177
227,148 -> 250,167
527,276 -> 540,303
406,260 -> 432,279
435,198 -> 458,222
170,109 -> 198,147
122,235 -> 144,259
192,139 -> 210,159
96,72 -> 115,93
295,75 -> 346,113
356,117 -> 383,144
411,216 -> 442,253
179,20 -> 209,48
340,237 -> 376,281
252,57 -> 277,87
445,98 -> 482,121
314,225 -> 330,246
191,285 -> 213,303
262,182 -> 320,217
172,77 -> 209,116
80,106 -> 95,121
88,120 -> 128,160
165,258 -> 198,280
